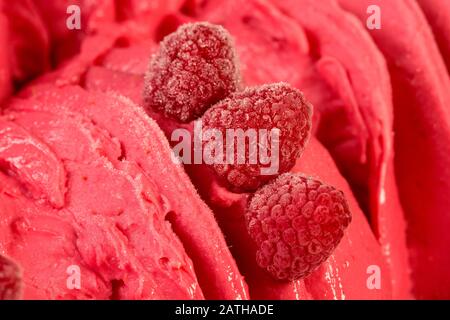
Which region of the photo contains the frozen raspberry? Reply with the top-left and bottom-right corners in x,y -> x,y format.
0,255 -> 22,300
144,22 -> 241,122
202,83 -> 312,192
245,173 -> 351,281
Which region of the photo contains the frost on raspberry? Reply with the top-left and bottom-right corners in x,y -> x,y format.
202,83 -> 312,192
144,22 -> 241,122
245,173 -> 352,281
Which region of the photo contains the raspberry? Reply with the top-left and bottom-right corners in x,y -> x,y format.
0,255 -> 22,299
245,173 -> 351,281
202,83 -> 312,192
144,22 -> 241,122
